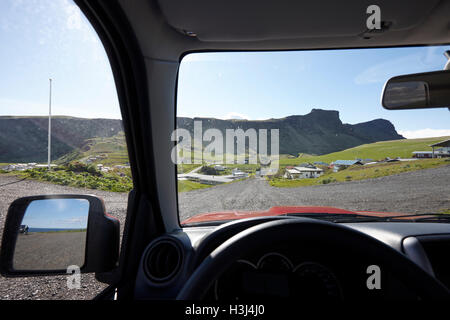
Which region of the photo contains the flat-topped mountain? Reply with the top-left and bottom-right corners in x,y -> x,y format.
177,109 -> 404,155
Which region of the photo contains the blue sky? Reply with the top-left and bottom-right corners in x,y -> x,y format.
178,49 -> 450,138
22,198 -> 89,229
1,0 -> 449,138
0,0 -> 120,119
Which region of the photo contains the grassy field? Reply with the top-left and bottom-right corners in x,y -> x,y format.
177,164 -> 202,174
72,135 -> 449,169
280,136 -> 449,166
178,180 -> 212,192
270,158 -> 450,187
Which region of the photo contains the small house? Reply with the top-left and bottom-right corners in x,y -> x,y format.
412,151 -> 433,159
331,160 -> 363,172
429,139 -> 450,158
232,168 -> 248,178
284,165 -> 323,179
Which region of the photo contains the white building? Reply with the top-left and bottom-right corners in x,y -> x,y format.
232,168 -> 249,178
284,166 -> 323,179
3,163 -> 56,171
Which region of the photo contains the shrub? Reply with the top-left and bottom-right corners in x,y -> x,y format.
22,165 -> 132,193
321,178 -> 336,184
200,166 -> 218,175
67,161 -> 101,176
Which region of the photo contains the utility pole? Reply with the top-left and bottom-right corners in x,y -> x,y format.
48,78 -> 52,171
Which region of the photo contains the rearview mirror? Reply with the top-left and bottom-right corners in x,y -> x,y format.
0,195 -> 120,278
382,70 -> 450,110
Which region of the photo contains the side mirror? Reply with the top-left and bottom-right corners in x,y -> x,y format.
0,195 -> 120,277
382,70 -> 450,110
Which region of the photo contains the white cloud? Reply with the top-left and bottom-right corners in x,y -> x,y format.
64,2 -> 82,30
398,129 -> 450,139
0,98 -> 121,119
222,112 -> 249,120
354,47 -> 446,85
56,215 -> 88,227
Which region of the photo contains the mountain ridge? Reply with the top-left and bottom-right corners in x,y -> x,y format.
177,109 -> 404,155
0,109 -> 404,162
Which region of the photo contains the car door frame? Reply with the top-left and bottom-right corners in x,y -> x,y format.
75,0 -> 168,299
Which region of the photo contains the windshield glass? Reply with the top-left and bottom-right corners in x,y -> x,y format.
176,46 -> 450,226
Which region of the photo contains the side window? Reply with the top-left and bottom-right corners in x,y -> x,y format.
0,1 -> 130,299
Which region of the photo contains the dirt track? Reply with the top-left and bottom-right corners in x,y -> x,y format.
178,165 -> 450,221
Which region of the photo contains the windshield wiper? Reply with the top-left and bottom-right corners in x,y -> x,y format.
385,213 -> 450,223
287,212 -> 450,223
285,213 -> 388,223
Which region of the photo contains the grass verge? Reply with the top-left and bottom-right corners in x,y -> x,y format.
270,158 -> 450,188
178,180 -> 213,192
13,165 -> 133,192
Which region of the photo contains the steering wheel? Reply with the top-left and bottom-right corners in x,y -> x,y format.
177,218 -> 449,300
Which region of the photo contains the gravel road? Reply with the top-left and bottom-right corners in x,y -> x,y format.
14,232 -> 87,270
0,176 -> 128,300
1,165 -> 449,299
178,165 -> 450,221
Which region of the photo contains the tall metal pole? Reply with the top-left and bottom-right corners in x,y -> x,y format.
48,78 -> 52,171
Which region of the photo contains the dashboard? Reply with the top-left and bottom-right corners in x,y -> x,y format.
133,219 -> 450,300
211,253 -> 343,300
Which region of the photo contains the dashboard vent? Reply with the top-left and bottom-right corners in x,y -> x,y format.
418,236 -> 450,289
144,238 -> 183,284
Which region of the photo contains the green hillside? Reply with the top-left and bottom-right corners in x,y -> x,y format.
56,131 -> 129,166
63,134 -> 449,172
0,116 -> 123,163
280,136 -> 450,166
2,111 -> 404,163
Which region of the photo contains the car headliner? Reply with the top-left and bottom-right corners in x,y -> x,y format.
119,0 -> 450,61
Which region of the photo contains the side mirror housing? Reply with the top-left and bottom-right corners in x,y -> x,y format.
382,70 -> 450,110
0,194 -> 120,278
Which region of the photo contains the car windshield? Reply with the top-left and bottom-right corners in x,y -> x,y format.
176,46 -> 450,226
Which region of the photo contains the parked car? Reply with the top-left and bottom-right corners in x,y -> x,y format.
18,225 -> 28,235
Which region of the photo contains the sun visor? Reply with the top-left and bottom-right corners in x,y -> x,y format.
157,0 -> 441,42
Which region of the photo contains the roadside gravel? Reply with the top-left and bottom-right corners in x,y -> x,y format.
178,165 -> 450,221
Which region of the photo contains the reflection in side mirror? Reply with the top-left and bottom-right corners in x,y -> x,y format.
1,194 -> 120,279
382,70 -> 450,110
13,199 -> 89,271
